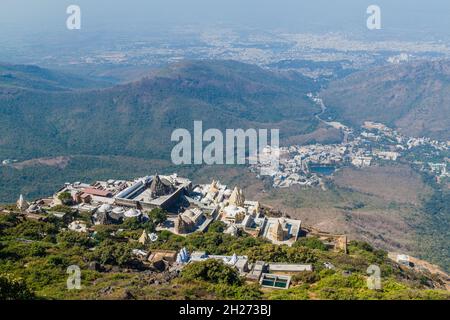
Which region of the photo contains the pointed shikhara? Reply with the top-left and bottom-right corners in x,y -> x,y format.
150,174 -> 175,198
270,219 -> 286,241
228,186 -> 245,207
17,194 -> 29,212
174,214 -> 195,234
138,230 -> 150,245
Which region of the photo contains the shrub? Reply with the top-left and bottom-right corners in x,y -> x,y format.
7,220 -> 58,241
267,285 -> 310,300
92,225 -> 119,242
292,271 -> 319,285
213,283 -> 262,300
294,237 -> 327,251
348,241 -> 374,253
121,217 -> 155,232
57,192 -> 73,206
57,230 -> 93,248
207,221 -> 227,233
0,273 -> 34,300
0,213 -> 20,234
29,242 -> 48,257
0,242 -> 49,260
181,259 -> 242,286
316,273 -> 366,290
46,254 -> 69,266
148,208 -> 167,225
89,240 -> 135,267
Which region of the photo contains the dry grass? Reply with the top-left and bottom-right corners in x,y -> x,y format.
333,164 -> 432,205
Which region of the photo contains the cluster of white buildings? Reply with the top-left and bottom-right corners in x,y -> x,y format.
17,173 -> 302,247
250,120 -> 449,188
184,180 -> 302,246
14,172 -> 310,289
173,247 -> 313,290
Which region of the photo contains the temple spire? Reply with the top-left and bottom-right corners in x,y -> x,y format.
17,194 -> 28,212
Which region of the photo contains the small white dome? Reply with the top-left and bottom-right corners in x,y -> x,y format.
124,208 -> 141,218
112,207 -> 125,215
98,204 -> 112,213
224,224 -> 238,235
223,205 -> 245,218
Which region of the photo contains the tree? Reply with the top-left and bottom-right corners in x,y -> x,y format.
57,230 -> 93,248
294,237 -> 328,251
148,208 -> 167,225
0,213 -> 19,235
247,244 -> 286,262
0,273 -> 34,300
57,192 -> 73,206
291,271 -> 319,285
92,225 -> 119,242
247,244 -> 317,263
181,259 -> 242,286
8,220 -> 58,241
121,217 -> 155,232
207,221 -> 226,233
89,240 -> 134,267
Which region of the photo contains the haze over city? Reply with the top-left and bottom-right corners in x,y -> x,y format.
1,0 -> 450,40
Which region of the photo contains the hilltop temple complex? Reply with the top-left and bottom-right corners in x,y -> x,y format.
17,173 -> 307,246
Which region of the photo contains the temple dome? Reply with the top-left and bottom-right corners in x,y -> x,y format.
98,204 -> 112,213
124,208 -> 141,218
112,207 -> 125,215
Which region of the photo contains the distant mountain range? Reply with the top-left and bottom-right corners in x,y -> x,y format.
0,63 -> 110,92
0,60 -> 320,161
1,59 -> 449,192
321,60 -> 450,141
1,59 -> 448,274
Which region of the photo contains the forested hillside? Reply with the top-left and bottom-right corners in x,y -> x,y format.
321,60 -> 450,140
0,60 -> 319,161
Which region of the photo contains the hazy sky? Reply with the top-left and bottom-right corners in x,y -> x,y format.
1,0 -> 449,41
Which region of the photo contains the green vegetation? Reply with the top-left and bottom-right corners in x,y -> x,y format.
148,229 -> 269,256
147,208 -> 167,226
182,259 -> 242,285
0,210 -> 447,300
57,192 -> 73,206
321,60 -> 450,141
0,61 -> 318,167
415,187 -> 450,273
294,237 -> 328,251
0,273 -> 35,300
88,240 -> 136,268
207,221 -> 227,233
180,260 -> 263,299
